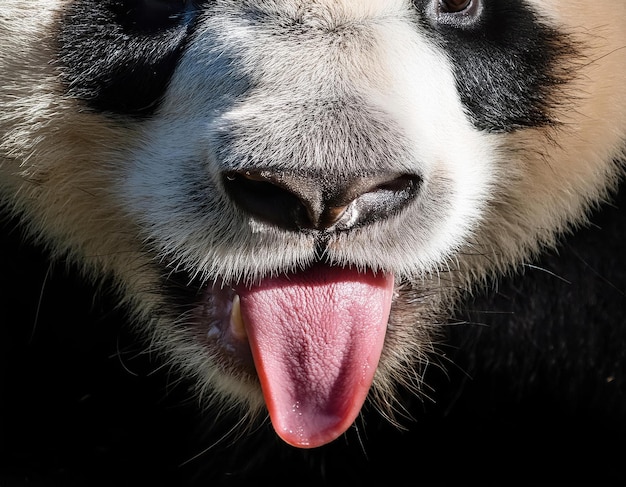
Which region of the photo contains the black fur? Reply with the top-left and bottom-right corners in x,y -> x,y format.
454,182 -> 626,418
58,0 -> 573,130
57,0 -> 202,116
415,0 -> 575,132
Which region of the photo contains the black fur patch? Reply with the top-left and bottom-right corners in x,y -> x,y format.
414,0 -> 577,132
57,0 -> 576,127
56,0 -> 203,116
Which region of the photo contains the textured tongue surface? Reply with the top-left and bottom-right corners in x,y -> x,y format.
237,265 -> 394,448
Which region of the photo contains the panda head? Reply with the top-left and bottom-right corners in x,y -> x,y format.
1,0 -> 624,448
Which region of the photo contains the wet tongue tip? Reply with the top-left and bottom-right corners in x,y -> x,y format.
272,400 -> 365,449
237,265 -> 394,449
266,366 -> 377,449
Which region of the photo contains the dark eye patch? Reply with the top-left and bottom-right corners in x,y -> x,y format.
57,0 -> 576,129
415,0 -> 578,132
57,0 -> 203,116
111,0 -> 194,32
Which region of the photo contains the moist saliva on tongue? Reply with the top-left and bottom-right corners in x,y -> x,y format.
235,265 -> 394,448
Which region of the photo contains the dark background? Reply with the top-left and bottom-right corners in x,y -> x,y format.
1,186 -> 625,486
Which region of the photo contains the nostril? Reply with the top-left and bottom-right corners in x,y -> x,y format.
222,170 -> 315,231
222,169 -> 421,231
339,173 -> 421,229
374,174 -> 419,194
360,174 -> 420,203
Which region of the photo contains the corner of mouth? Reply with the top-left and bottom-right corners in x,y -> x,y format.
197,280 -> 257,368
158,255 -> 407,386
159,268 -> 256,370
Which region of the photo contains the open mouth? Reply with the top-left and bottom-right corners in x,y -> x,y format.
189,263 -> 395,448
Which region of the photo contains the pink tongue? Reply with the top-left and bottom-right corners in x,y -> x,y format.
236,265 -> 394,448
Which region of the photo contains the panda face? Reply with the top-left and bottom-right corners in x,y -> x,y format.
1,0 -> 625,448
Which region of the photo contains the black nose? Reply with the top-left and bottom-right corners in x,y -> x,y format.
222,169 -> 420,231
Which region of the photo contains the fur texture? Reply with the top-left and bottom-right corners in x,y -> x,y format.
1,0 -> 625,482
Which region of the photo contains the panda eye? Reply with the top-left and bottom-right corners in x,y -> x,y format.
439,0 -> 472,13
434,0 -> 483,28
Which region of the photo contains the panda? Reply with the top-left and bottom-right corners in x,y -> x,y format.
1,0 -> 625,485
